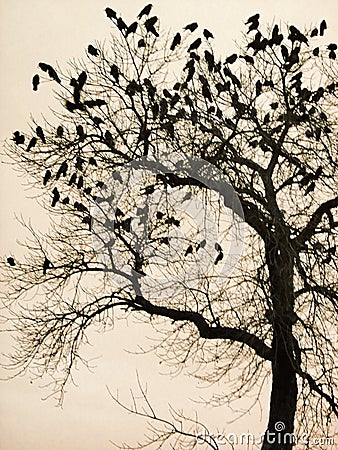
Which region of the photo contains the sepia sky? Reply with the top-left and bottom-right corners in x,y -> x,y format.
0,1 -> 337,449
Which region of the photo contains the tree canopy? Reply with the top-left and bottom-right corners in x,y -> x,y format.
1,5 -> 338,449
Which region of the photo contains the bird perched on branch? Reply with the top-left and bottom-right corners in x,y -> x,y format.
105,7 -> 116,20
12,131 -> 25,145
246,13 -> 260,33
88,45 -> 99,56
7,257 -> 15,267
138,4 -> 153,19
39,62 -> 61,83
203,29 -> 214,40
184,22 -> 198,32
32,74 -> 40,91
145,16 -> 159,37
170,32 -> 181,51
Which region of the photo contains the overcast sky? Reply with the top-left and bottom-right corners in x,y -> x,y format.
0,1 -> 337,449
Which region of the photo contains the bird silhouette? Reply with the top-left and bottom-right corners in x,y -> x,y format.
36,126 -> 46,143
185,244 -> 193,256
105,7 -> 116,20
145,16 -> 159,36
39,63 -> 61,83
288,25 -> 308,46
240,55 -> 254,64
68,173 -> 77,186
319,19 -> 327,36
110,64 -> 119,82
77,71 -> 87,90
88,45 -> 99,56
65,100 -> 85,112
138,39 -> 146,48
7,257 -> 15,266
77,175 -> 84,189
310,28 -> 318,37
204,50 -> 214,71
74,201 -> 88,213
27,137 -> 37,151
116,17 -> 127,32
43,257 -> 51,275
246,13 -> 260,33
43,169 -> 52,186
184,22 -> 198,32
75,156 -> 85,171
56,126 -> 63,138
269,25 -> 283,46
51,187 -> 60,207
12,131 -> 25,145
313,47 -> 320,56
203,29 -> 214,40
225,53 -> 237,64
62,197 -> 70,205
76,125 -> 85,140
188,38 -> 202,52
329,50 -> 336,60
196,239 -> 206,251
56,161 -> 68,179
170,32 -> 181,51
215,251 -> 224,265
126,21 -> 138,36
32,74 -> 40,91
138,4 -> 152,19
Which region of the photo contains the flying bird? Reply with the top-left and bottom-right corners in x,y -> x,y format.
170,32 -> 181,51
184,22 -> 198,32
36,126 -> 46,144
51,187 -> 60,207
43,169 -> 52,185
138,4 -> 153,19
319,19 -> 327,36
188,38 -> 202,52
145,16 -> 159,37
105,7 -> 117,20
27,137 -> 37,151
12,131 -> 25,145
7,257 -> 15,267
88,45 -> 99,56
32,74 -> 40,91
203,29 -> 214,40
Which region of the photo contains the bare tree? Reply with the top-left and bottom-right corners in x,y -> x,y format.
1,5 -> 337,449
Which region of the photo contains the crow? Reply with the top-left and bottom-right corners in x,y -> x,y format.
36,126 -> 46,144
204,50 -> 214,71
56,126 -> 63,137
74,201 -> 88,213
39,62 -> 61,83
256,79 -> 262,96
188,38 -> 202,52
68,172 -> 77,186
288,25 -> 308,46
76,125 -> 85,139
196,239 -> 206,251
43,169 -> 52,186
184,22 -> 198,32
138,39 -> 146,48
43,257 -> 51,275
75,156 -> 85,171
319,19 -> 327,36
215,251 -> 224,265
88,45 -> 99,56
12,131 -> 25,145
329,50 -> 336,60
203,29 -> 214,40
310,28 -> 318,37
77,175 -> 84,189
246,13 -> 260,33
215,242 -> 222,252
145,16 -> 159,36
62,197 -> 70,205
27,137 -> 37,151
32,74 -> 40,91
138,4 -> 153,19
225,53 -> 237,64
144,184 -> 155,195
313,47 -> 319,56
126,21 -> 138,36
269,24 -> 283,46
116,17 -> 127,32
77,71 -> 87,90
51,187 -> 60,207
105,7 -> 116,20
185,244 -> 193,256
110,64 -> 119,82
170,32 -> 181,51
65,100 -> 85,112
56,161 -> 68,179
7,257 -> 15,266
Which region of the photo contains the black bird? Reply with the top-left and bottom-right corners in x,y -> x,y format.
269,25 -> 283,46
74,201 -> 88,213
62,197 -> 70,205
38,62 -> 61,83
76,125 -> 85,139
185,244 -> 193,256
328,43 -> 337,51
288,25 -> 308,46
88,45 -> 99,56
84,99 -> 106,108
138,4 -> 153,19
27,137 -> 37,151
196,239 -> 206,251
184,22 -> 198,32
188,38 -> 202,52
12,131 -> 25,145
43,169 -> 52,185
145,16 -> 159,37
36,126 -> 46,144
138,38 -> 146,48
310,28 -> 318,37
329,50 -> 336,60
56,161 -> 68,179
202,84 -> 212,102
68,172 -> 77,186
56,126 -> 63,138
51,187 -> 60,207
7,257 -> 15,266
77,175 -> 84,189
215,251 -> 224,265
43,257 -> 51,275
319,19 -> 327,36
75,156 -> 85,171
105,7 -> 117,20
126,21 -> 138,36
116,17 -> 127,32
313,47 -> 320,56
32,74 -> 40,91
65,100 -> 85,112
77,71 -> 87,90
225,53 -> 237,64
204,50 -> 214,71
110,64 -> 119,82
256,79 -> 262,96
88,157 -> 97,166
203,29 -> 214,40
170,32 -> 181,51
246,13 -> 260,33
240,55 -> 254,64
215,242 -> 222,252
